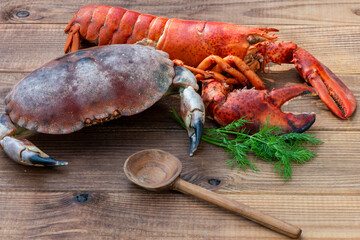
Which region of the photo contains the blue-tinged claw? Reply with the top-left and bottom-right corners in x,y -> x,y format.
1,136 -> 67,167
180,87 -> 205,156
189,118 -> 203,156
25,154 -> 68,167
176,68 -> 205,156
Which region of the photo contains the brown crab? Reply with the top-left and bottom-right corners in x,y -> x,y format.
0,44 -> 205,166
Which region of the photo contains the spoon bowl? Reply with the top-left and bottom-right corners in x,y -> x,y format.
124,149 -> 182,191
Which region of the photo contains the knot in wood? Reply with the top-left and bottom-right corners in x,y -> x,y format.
353,9 -> 360,16
16,11 -> 30,18
208,178 -> 221,186
75,193 -> 89,203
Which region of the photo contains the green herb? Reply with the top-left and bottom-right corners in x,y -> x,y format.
171,108 -> 323,181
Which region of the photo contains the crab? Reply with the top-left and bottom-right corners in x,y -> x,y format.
0,44 -> 205,166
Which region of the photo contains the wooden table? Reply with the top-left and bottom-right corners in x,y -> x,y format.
0,1 -> 359,239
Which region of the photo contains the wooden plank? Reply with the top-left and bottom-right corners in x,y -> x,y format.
0,127 -> 359,193
0,24 -> 66,72
1,0 -> 360,25
0,23 -> 359,73
0,191 -> 359,239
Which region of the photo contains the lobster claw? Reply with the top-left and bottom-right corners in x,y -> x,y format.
205,82 -> 317,134
265,85 -> 317,133
293,48 -> 356,119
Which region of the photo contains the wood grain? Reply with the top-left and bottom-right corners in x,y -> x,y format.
1,192 -> 360,239
0,24 -> 360,73
0,0 -> 359,239
0,122 -> 359,194
1,0 -> 360,25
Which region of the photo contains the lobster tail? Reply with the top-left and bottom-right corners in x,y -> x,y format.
64,5 -> 170,53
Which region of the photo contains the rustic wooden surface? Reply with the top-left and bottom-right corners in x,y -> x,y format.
0,0 -> 359,239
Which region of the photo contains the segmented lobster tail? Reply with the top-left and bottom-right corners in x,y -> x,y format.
64,5 -> 170,53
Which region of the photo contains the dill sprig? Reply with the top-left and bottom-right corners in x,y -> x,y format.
171,109 -> 323,181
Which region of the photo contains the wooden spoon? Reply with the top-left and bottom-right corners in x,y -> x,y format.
124,149 -> 302,239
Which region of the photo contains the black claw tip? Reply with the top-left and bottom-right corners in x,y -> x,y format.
189,133 -> 196,157
189,121 -> 203,156
29,155 -> 68,166
194,121 -> 203,149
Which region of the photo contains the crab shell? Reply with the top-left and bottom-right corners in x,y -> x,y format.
4,45 -> 175,134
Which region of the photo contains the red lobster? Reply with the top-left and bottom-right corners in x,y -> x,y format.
64,5 -> 356,132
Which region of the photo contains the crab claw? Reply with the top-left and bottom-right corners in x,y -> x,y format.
204,82 -> 316,134
174,66 -> 206,156
0,136 -> 68,166
293,48 -> 356,119
188,110 -> 204,156
180,87 -> 205,156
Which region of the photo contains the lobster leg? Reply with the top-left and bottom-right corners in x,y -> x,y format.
196,55 -> 248,86
174,55 -> 266,89
223,56 -> 265,90
64,24 -> 81,53
0,114 -> 67,166
173,59 -> 235,84
262,42 -> 356,119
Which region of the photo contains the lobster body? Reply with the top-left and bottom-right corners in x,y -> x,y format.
65,5 -> 276,67
65,5 -> 356,122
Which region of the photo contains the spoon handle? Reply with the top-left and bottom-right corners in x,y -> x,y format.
172,178 -> 301,239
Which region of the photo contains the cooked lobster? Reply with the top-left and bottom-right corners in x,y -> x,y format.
64,5 -> 356,122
